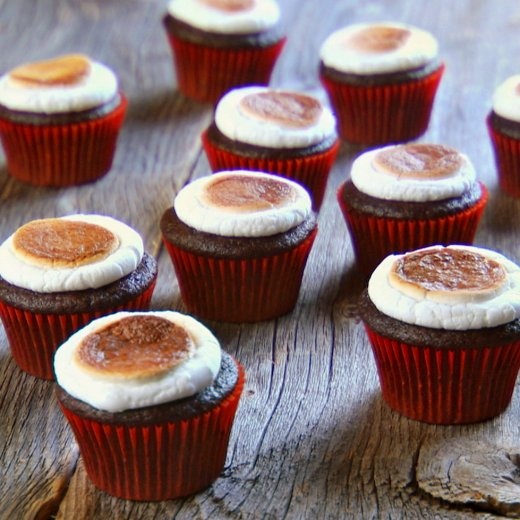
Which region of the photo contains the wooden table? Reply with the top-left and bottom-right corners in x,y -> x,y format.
1,1 -> 519,518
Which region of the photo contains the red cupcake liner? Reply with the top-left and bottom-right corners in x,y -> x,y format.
337,181 -> 488,277
0,95 -> 127,187
320,65 -> 444,146
163,229 -> 317,323
0,280 -> 156,380
363,324 -> 520,424
58,358 -> 245,501
486,114 -> 520,197
165,33 -> 286,104
202,129 -> 339,210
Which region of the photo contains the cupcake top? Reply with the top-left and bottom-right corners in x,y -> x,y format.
320,22 -> 439,75
214,86 -> 337,148
492,74 -> 520,122
351,143 -> 476,202
54,310 -> 221,412
368,245 -> 520,330
0,214 -> 144,292
0,54 -> 118,113
166,0 -> 280,34
174,170 -> 312,237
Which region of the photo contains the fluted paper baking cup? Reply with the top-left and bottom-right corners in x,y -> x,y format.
0,95 -> 127,187
320,65 -> 444,146
57,359 -> 245,501
165,33 -> 285,104
363,324 -> 520,424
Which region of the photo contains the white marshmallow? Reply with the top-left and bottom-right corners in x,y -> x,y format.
492,74 -> 520,122
214,86 -> 337,148
167,0 -> 280,34
351,145 -> 476,202
0,61 -> 118,113
320,22 -> 439,75
54,311 -> 222,412
174,170 -> 312,237
0,215 -> 144,292
368,245 -> 520,330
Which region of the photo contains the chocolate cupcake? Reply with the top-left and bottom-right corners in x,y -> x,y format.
319,22 -> 444,146
0,54 -> 127,186
337,143 -> 488,277
359,245 -> 520,424
161,170 -> 317,322
163,0 -> 286,103
55,310 -> 245,500
202,86 -> 339,210
487,73 -> 520,197
0,215 -> 157,379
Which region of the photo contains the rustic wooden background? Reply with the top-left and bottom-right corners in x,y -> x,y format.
1,0 -> 519,518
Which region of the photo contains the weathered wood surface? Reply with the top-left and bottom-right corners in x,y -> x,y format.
0,0 -> 519,518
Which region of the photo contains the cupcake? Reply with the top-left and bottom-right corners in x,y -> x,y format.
161,170 -> 317,322
0,215 -> 157,379
54,310 -> 245,500
359,244 -> 520,424
202,86 -> 339,210
337,143 -> 488,278
163,0 -> 286,103
319,22 -> 444,146
487,74 -> 520,197
0,54 -> 127,187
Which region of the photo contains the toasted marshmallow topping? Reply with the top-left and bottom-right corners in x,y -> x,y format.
174,170 -> 312,237
239,91 -> 323,128
320,22 -> 438,74
75,315 -> 195,379
389,247 -> 508,304
12,219 -> 119,269
167,0 -> 280,34
368,245 -> 520,330
0,54 -> 118,113
0,215 -> 144,292
54,311 -> 221,412
9,54 -> 91,88
201,0 -> 254,11
492,74 -> 520,122
215,86 -> 337,148
346,25 -> 411,53
351,143 -> 476,201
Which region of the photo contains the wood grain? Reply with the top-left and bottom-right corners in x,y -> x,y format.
0,0 -> 519,519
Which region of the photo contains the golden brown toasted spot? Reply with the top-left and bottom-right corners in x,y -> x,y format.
75,315 -> 195,378
205,174 -> 297,212
12,218 -> 119,268
200,0 -> 254,12
345,26 -> 411,53
373,144 -> 463,180
240,91 -> 323,129
391,248 -> 507,294
9,54 -> 91,88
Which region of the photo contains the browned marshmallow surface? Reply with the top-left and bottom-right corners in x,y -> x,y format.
240,91 -> 323,129
201,0 -> 254,12
204,174 -> 297,212
389,248 -> 507,300
75,315 -> 195,379
373,144 -> 463,180
9,54 -> 91,87
12,218 -> 119,268
344,26 -> 411,53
